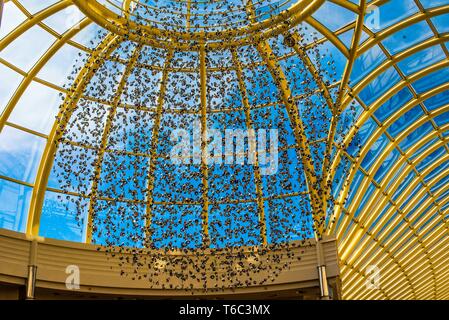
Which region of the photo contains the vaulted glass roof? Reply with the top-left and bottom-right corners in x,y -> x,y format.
1,0 -> 449,299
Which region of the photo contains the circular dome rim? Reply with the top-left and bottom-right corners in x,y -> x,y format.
73,0 -> 325,50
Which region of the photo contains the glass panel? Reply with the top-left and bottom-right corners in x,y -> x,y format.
409,137 -> 440,161
20,0 -> 59,14
351,45 -> 386,85
420,0 -> 449,8
416,146 -> 446,172
412,67 -> 449,94
9,81 -> 61,134
42,5 -> 84,34
151,204 -> 202,249
347,170 -> 365,206
209,202 -> 260,248
424,91 -> 449,111
371,0 -> 418,31
399,122 -> 434,151
0,26 -> 56,71
431,13 -> 449,34
353,183 -> 376,219
37,43 -> 88,87
361,134 -> 390,171
397,45 -> 446,76
434,112 -> 449,127
312,1 -> 356,31
382,21 -> 433,55
0,2 -> 27,39
39,191 -> 87,242
0,125 -> 45,184
425,159 -> 449,183
70,23 -> 105,49
359,67 -> 401,106
387,105 -> 423,137
392,170 -> 416,201
0,179 -> 31,232
374,87 -> 413,122
0,63 -> 24,115
374,146 -> 401,182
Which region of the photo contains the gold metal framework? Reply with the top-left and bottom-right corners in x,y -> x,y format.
1,0 -> 449,300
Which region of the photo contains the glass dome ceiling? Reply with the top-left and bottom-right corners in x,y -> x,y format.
1,0 -> 449,299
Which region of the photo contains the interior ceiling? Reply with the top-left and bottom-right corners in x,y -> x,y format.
0,0 -> 449,300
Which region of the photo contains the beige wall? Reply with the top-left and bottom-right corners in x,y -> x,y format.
0,229 -> 339,299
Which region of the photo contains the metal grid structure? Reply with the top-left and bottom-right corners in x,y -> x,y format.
1,0 -> 449,299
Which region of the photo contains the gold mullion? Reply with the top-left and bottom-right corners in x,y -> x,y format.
328,67 -> 449,236
186,0 -> 191,30
0,174 -> 34,188
357,5 -> 449,57
0,17 -> 92,132
338,116 -> 448,252
320,2 -> 366,215
337,40 -> 449,253
343,157 -> 449,274
257,41 -> 322,235
231,48 -> 267,246
26,33 -> 122,237
143,49 -> 174,247
245,0 -> 321,235
85,44 -> 143,243
341,152 -> 449,297
199,41 -> 210,246
0,0 -> 71,51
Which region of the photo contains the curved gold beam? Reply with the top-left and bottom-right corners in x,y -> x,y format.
0,1 -> 87,132
357,5 -> 449,57
344,171 -> 449,299
26,33 -> 122,237
341,136 -> 449,298
343,162 -> 447,298
326,33 -> 449,235
327,61 -> 449,236
144,49 -> 174,247
0,0 -> 71,51
303,16 -> 350,58
231,48 -> 267,246
199,42 -> 210,246
334,83 -> 449,243
320,0 -> 366,222
71,0 -> 326,51
339,124 -> 449,298
85,44 -> 143,243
